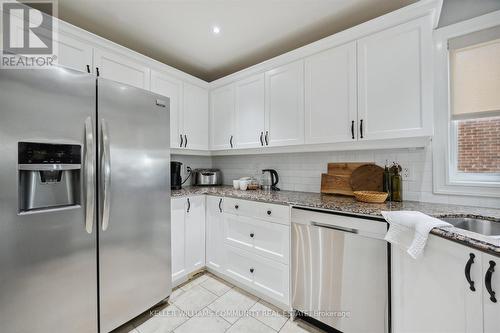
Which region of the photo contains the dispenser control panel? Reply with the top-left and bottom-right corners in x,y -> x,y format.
18,142 -> 81,165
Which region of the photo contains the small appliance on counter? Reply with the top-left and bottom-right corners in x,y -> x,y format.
192,168 -> 222,186
261,169 -> 280,191
171,161 -> 183,190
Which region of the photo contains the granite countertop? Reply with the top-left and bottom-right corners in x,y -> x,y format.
172,186 -> 500,256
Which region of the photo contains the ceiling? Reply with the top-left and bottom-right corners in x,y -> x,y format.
56,0 -> 418,81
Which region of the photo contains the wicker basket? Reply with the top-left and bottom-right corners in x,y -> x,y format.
353,191 -> 389,203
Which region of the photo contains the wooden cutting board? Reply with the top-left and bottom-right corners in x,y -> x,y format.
349,164 -> 384,192
321,162 -> 373,196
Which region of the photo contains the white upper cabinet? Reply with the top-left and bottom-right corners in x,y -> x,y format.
210,84 -> 235,150
265,61 -> 305,147
483,254 -> 500,333
94,48 -> 151,90
305,42 -> 357,144
150,71 -> 183,148
55,33 -> 93,73
392,235 -> 483,333
235,74 -> 266,149
182,83 -> 209,150
357,16 -> 432,140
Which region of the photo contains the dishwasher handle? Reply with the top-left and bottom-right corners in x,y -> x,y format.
311,221 -> 358,234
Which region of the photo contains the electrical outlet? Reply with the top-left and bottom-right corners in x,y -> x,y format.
402,167 -> 411,181
185,166 -> 192,175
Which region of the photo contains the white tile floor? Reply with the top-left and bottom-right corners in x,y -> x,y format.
112,272 -> 324,333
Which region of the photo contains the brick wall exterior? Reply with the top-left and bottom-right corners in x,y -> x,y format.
457,117 -> 500,173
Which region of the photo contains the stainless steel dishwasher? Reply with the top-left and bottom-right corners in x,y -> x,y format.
292,207 -> 389,333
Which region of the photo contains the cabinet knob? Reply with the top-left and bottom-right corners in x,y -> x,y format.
250,233 -> 254,238
250,268 -> 254,273
235,205 -> 239,209
267,210 -> 272,215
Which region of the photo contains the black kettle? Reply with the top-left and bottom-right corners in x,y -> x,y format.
262,169 -> 280,191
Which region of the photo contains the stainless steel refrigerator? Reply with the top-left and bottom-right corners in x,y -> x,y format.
0,67 -> 171,333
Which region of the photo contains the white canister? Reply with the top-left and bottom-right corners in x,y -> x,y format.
239,180 -> 249,191
233,180 -> 240,190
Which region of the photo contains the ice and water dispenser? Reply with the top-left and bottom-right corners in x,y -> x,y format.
18,142 -> 82,212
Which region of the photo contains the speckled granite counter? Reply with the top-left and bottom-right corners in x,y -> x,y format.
172,186 -> 500,256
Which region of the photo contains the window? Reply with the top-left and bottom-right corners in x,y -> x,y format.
448,29 -> 500,184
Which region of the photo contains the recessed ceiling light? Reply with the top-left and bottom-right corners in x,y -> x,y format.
212,26 -> 221,35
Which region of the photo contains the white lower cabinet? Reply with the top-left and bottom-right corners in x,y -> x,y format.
206,196 -> 225,273
483,254 -> 500,333
225,245 -> 289,306
171,196 -> 205,286
392,234 -> 499,333
204,197 -> 291,308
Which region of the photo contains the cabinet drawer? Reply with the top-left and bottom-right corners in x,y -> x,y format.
224,245 -> 289,306
224,214 -> 290,264
223,197 -> 290,224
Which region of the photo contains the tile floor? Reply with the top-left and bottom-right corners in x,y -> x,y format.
112,272 -> 324,333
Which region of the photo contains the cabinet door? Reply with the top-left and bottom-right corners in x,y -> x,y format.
391,235 -> 483,333
206,196 -> 225,273
210,85 -> 235,150
483,254 -> 500,333
185,196 -> 206,274
150,71 -> 183,148
171,198 -> 186,284
357,16 -> 432,140
305,42 -> 357,144
235,74 -> 266,148
265,61 -> 305,147
94,48 -> 150,90
56,33 -> 93,73
182,83 -> 209,150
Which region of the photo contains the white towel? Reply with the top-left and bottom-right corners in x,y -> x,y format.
382,211 -> 452,259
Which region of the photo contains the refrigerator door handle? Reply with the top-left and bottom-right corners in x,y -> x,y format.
84,117 -> 95,234
101,119 -> 112,231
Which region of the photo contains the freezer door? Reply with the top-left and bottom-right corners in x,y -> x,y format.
0,68 -> 97,333
97,78 -> 171,332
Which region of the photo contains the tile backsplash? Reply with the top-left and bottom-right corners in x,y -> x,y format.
172,146 -> 500,209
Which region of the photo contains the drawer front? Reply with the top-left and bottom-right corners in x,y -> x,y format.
224,245 -> 255,285
225,245 -> 289,306
224,214 -> 254,251
223,197 -> 290,224
224,214 -> 290,264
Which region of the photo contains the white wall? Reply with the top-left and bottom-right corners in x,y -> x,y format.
211,144 -> 500,209
438,0 -> 500,27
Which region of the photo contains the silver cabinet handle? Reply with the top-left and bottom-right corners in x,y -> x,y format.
264,131 -> 269,146
101,119 -> 111,231
84,117 -> 95,234
184,134 -> 188,148
180,134 -> 183,147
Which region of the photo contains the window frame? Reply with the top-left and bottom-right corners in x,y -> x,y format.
433,10 -> 500,197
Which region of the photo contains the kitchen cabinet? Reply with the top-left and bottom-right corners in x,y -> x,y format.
185,196 -> 206,274
357,16 -> 432,140
171,198 -> 187,284
225,245 -> 289,306
94,48 -> 150,90
265,61 -> 305,147
392,234 -> 484,333
210,85 -> 235,150
171,196 -> 205,286
56,33 -> 93,73
235,74 -> 266,149
182,83 -> 209,150
150,70 -> 183,148
206,196 -> 225,273
305,42 -> 357,144
483,254 -> 499,333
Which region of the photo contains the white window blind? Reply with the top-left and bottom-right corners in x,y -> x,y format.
449,26 -> 500,120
